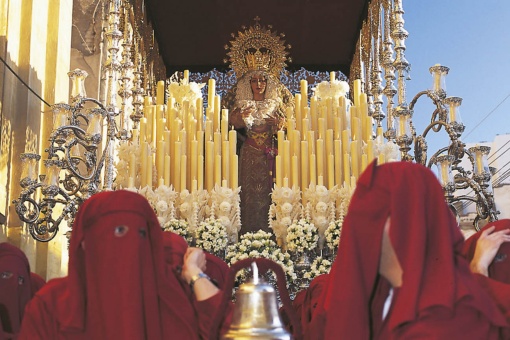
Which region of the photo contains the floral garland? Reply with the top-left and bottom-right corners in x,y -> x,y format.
163,218 -> 193,244
226,230 -> 296,286
286,219 -> 319,253
303,256 -> 332,280
194,217 -> 228,254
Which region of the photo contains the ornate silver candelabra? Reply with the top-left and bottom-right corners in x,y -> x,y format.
12,70 -> 121,241
392,65 -> 498,230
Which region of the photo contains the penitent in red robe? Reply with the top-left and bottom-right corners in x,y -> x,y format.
0,242 -> 46,340
463,219 -> 510,332
309,161 -> 509,339
18,190 -> 224,340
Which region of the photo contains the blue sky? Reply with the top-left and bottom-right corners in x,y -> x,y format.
401,0 -> 510,155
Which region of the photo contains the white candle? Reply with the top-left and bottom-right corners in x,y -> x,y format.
156,81 -> 165,105
301,140 -> 309,190
310,153 -> 316,186
276,155 -> 282,187
206,141 -> 214,191
292,154 -> 299,189
351,140 -> 359,178
173,141 -> 181,192
215,154 -> 222,187
343,153 -> 350,185
198,155 -> 204,190
334,140 -> 343,189
180,155 -> 187,192
208,78 -> 216,108
328,153 -> 335,190
232,154 -> 238,189
191,139 -> 198,185
146,152 -> 153,188
316,139 -> 324,177
353,79 -> 362,107
164,155 -> 171,186
129,153 -> 136,182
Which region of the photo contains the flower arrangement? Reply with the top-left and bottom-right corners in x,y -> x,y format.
371,140 -> 400,162
312,79 -> 350,101
269,185 -> 302,248
236,99 -> 278,129
225,230 -> 297,286
194,217 -> 228,254
163,218 -> 193,244
303,256 -> 332,280
286,219 -> 319,253
303,184 -> 335,249
167,72 -> 205,109
325,218 -> 343,250
114,140 -> 143,189
210,184 -> 241,243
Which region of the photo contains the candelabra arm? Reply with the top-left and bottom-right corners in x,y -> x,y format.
426,146 -> 449,168
13,183 -> 45,224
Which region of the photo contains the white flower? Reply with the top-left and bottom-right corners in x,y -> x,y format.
195,218 -> 228,253
316,201 -> 328,213
163,219 -> 192,243
325,219 -> 343,249
180,202 -> 190,213
157,216 -> 166,226
226,231 -> 296,286
219,215 -> 230,226
281,187 -> 293,199
156,200 -> 169,213
315,185 -> 329,197
281,202 -> 293,214
281,216 -> 292,226
315,216 -> 328,226
286,219 -> 319,252
219,201 -> 232,213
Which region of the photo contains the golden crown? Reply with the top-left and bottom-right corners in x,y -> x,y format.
224,17 -> 291,78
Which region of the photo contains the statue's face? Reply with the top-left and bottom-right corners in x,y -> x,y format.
250,75 -> 267,97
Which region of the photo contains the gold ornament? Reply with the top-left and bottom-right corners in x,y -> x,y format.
224,16 -> 291,78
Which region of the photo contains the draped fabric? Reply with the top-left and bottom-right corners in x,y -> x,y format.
462,219 -> 510,334
463,219 -> 510,283
0,242 -> 44,339
311,161 -> 508,339
19,190 -> 203,339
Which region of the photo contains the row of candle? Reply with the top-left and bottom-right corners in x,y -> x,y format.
127,72 -> 387,194
273,76 -> 382,191
127,77 -> 238,192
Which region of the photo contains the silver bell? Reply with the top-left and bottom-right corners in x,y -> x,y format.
222,263 -> 292,340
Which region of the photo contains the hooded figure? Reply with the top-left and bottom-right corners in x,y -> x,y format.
463,219 -> 510,331
309,161 -> 508,339
19,190 -> 220,339
0,243 -> 45,339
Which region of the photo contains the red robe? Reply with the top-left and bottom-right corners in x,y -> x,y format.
462,219 -> 510,331
310,161 -> 508,339
18,190 -> 223,340
0,242 -> 46,340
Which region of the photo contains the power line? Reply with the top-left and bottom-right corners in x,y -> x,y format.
463,92 -> 510,139
0,54 -> 51,107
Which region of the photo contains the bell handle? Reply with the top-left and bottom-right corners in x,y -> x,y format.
209,257 -> 303,340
